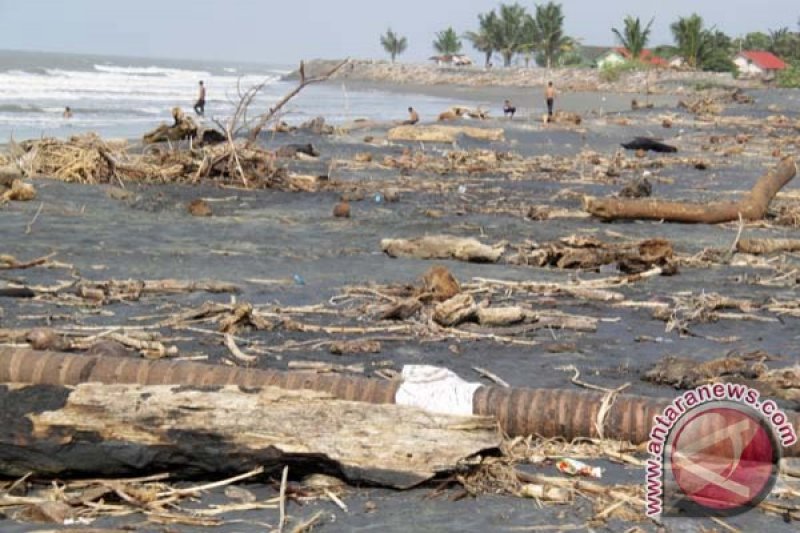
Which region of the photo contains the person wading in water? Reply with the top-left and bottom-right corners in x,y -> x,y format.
503,100 -> 516,119
194,81 -> 206,116
545,81 -> 556,121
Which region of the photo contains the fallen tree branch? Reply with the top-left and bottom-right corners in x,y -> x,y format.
0,252 -> 56,270
584,157 -> 797,223
248,59 -> 350,144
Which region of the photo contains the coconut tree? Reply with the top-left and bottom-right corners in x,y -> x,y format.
612,16 -> 654,61
768,27 -> 800,59
490,3 -> 534,67
742,32 -> 771,51
380,28 -> 408,63
530,2 -> 571,68
465,11 -> 498,67
433,27 -> 463,55
670,14 -> 713,69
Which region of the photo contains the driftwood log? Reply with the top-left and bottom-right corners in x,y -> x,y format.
0,382 -> 498,488
381,235 -> 505,263
143,108 -> 199,144
387,125 -> 504,143
737,238 -> 800,255
1,349 -> 797,456
585,157 -> 797,223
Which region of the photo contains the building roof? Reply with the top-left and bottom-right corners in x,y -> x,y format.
580,45 -> 613,62
614,48 -> 668,67
737,51 -> 787,70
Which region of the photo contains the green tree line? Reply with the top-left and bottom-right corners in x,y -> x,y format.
379,4 -> 800,74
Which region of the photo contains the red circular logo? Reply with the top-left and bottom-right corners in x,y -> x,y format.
669,405 -> 778,513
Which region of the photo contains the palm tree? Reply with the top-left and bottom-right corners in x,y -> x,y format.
740,31 -> 771,51
490,3 -> 534,67
530,2 -> 571,68
670,14 -> 712,69
465,11 -> 498,67
768,27 -> 797,58
612,16 -> 654,61
433,27 -> 463,55
380,28 -> 408,63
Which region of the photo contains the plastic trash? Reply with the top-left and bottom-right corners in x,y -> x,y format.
555,458 -> 602,478
292,274 -> 306,286
457,185 -> 467,194
374,193 -> 383,203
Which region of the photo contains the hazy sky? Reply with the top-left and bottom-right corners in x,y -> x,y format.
0,0 -> 798,64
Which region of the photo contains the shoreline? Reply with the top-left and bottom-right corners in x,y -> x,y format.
329,78 -> 681,115
292,58 -> 757,95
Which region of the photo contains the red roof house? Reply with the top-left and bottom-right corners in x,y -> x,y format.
603,48 -> 668,68
734,51 -> 787,77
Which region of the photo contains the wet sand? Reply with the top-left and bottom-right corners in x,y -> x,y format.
2,83 -> 800,531
340,77 -> 682,116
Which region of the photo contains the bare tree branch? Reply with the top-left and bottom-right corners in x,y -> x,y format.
247,59 -> 350,145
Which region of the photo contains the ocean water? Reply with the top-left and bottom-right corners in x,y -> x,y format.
0,50 -> 461,141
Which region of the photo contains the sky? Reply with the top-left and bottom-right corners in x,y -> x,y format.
0,0 -> 798,64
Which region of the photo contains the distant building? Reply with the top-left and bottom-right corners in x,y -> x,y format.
579,46 -> 613,67
733,51 -> 787,78
429,54 -> 473,67
596,48 -> 668,69
667,56 -> 685,69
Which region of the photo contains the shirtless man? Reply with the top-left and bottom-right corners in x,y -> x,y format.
63,106 -> 73,119
403,107 -> 419,125
194,81 -> 206,116
503,100 -> 516,119
545,81 -> 556,119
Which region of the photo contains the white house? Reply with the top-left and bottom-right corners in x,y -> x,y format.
734,51 -> 787,78
595,49 -> 626,69
596,48 -> 668,69
668,56 -> 685,69
429,54 -> 473,67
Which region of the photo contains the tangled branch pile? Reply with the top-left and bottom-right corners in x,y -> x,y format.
10,133 -> 307,190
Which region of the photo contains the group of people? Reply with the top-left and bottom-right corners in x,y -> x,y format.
61,79 -> 556,125
403,81 -> 557,124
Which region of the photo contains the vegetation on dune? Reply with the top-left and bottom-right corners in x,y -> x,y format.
488,3 -> 534,67
767,27 -> 800,60
433,27 -> 463,55
464,12 -> 497,67
529,2 -> 573,68
670,14 -> 714,69
465,2 -> 575,68
599,60 -> 642,82
612,16 -> 653,61
380,28 -> 408,63
777,62 -> 800,88
378,6 -> 800,74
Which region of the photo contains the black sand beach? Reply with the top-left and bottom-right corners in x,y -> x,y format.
1,74 -> 800,531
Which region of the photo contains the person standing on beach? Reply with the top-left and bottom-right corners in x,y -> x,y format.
194,81 -> 206,116
545,81 -> 556,119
